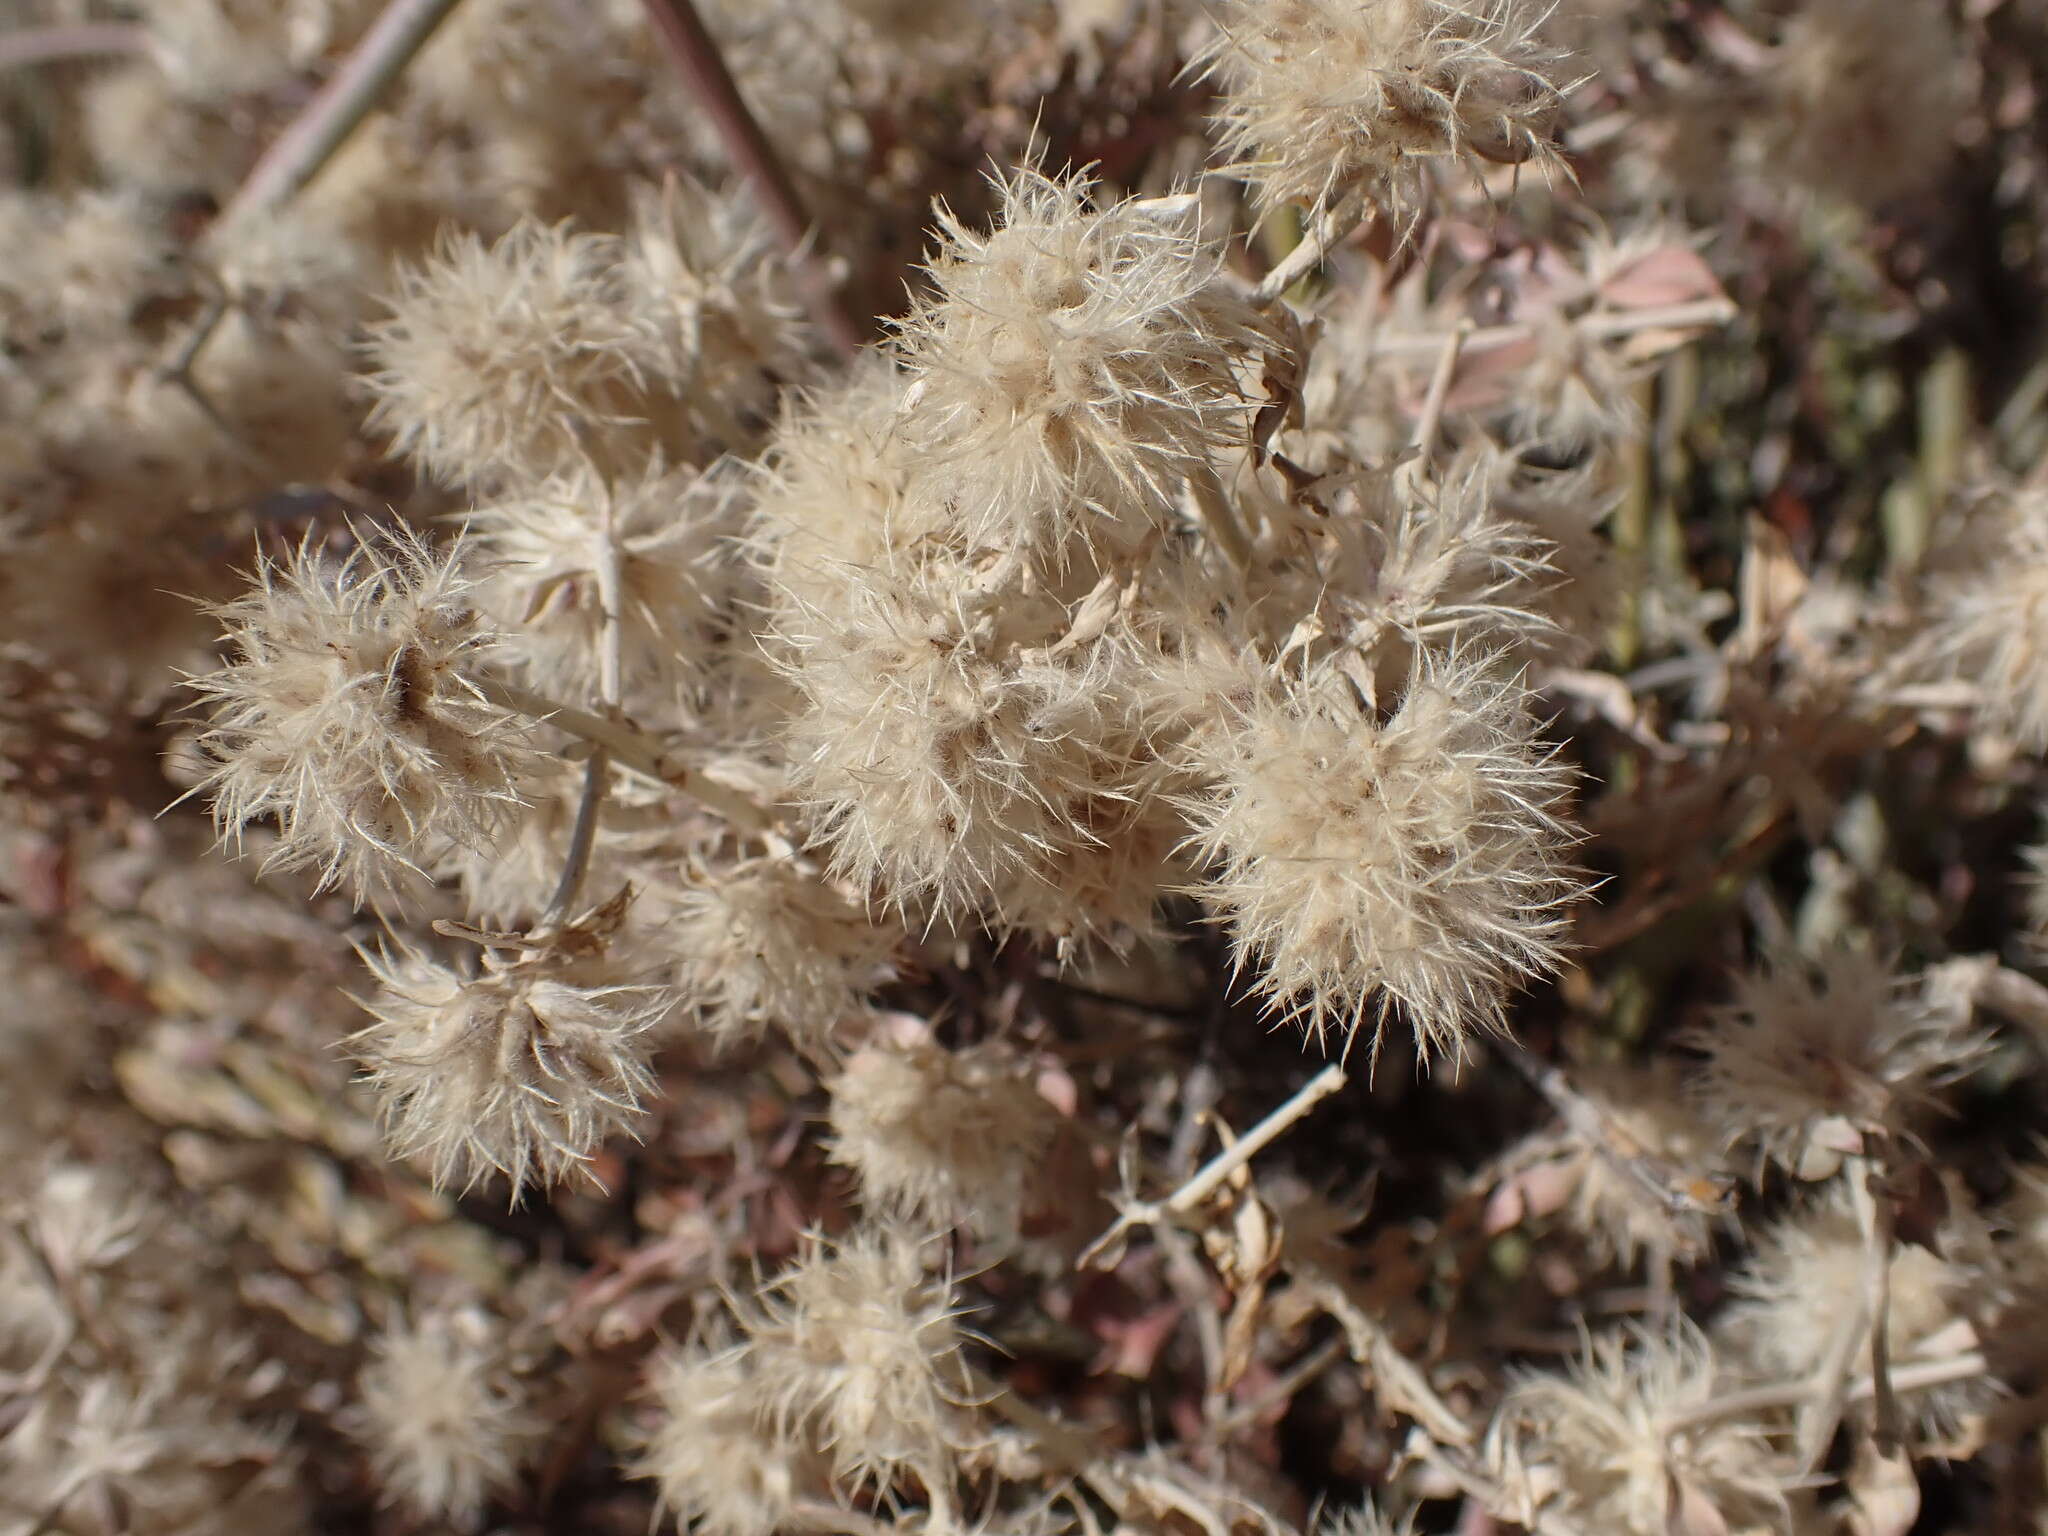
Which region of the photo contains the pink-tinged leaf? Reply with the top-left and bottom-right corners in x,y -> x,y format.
1090,1300 -> 1185,1378
1667,1477 -> 1731,1536
1843,1440 -> 1920,1536
1483,1158 -> 1583,1235
1441,334 -> 1544,414
1599,245 -> 1726,311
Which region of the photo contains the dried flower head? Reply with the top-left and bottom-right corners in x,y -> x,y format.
743,1225 -> 980,1490
468,459 -> 740,700
349,924 -> 666,1200
1259,455 -> 1560,671
362,220 -> 675,487
894,169 -> 1271,555
354,1306 -> 541,1524
1200,0 -> 1575,222
825,1035 -> 1059,1241
616,175 -> 810,450
1764,0 -> 1967,208
1685,952 -> 1980,1181
1562,1060 -> 1728,1269
668,858 -> 899,1050
1183,649 -> 1583,1062
632,1339 -> 824,1536
780,557 -> 1150,924
185,527 -> 538,909
1487,1321 -> 1792,1536
1929,490 -> 2048,750
1720,1187 -> 2001,1441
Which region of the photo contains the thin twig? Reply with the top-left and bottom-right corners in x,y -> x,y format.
971,1368 -> 1131,1517
637,0 -> 861,357
1864,1153 -> 1903,1452
538,752 -> 610,927
1497,1040 -> 1734,1231
1368,298 -> 1738,360
1252,192 -> 1366,307
477,676 -> 774,835
1209,1336 -> 1347,1440
1659,1350 -> 1989,1433
1795,1153 -> 1879,1471
540,494 -> 629,925
0,23 -> 148,70
1079,1064 -> 1347,1269
220,0 -> 465,226
1405,318 -> 1473,473
164,0 -> 464,408
1188,462 -> 1254,571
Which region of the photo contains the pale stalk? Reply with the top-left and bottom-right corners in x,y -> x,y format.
1079,1064 -> 1347,1268
1659,1350 -> 1989,1434
1369,297 -> 1738,359
1252,192 -> 1366,307
477,676 -> 774,835
539,499 -> 629,926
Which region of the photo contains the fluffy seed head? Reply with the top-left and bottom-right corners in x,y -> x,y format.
1200,0 -> 1575,222
633,1340 -> 823,1536
1929,490 -> 2048,750
1562,1060 -> 1727,1268
780,558 -> 1149,924
824,1036 -> 1059,1241
185,527 -> 538,910
744,1226 -> 979,1490
468,459 -> 740,700
616,175 -> 811,451
349,933 -> 666,1200
355,1307 -> 540,1524
894,169 -> 1271,554
1685,952 -> 1980,1181
1487,1322 -> 1792,1536
1765,0 -> 1967,208
1720,1189 -> 2001,1441
667,859 -> 899,1050
1183,649 -> 1583,1062
362,220 -> 676,487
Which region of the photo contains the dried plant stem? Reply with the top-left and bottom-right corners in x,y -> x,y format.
540,503 -> 628,926
637,0 -> 861,357
538,752 -> 610,927
1208,1335 -> 1346,1439
1370,298 -> 1738,360
1660,1350 -> 1989,1434
221,0 -> 465,226
1499,1040 -> 1731,1226
1312,1276 -> 1475,1446
0,23 -> 148,70
477,676 -> 773,835
1079,1064 -> 1346,1268
168,0 -> 464,404
1252,192 -> 1365,306
971,1368 -> 1131,1516
1405,318 -> 1473,472
1794,1153 -> 1880,1470
1189,462 -> 1254,570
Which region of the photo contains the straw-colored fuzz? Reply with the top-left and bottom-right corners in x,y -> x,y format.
186,526 -> 538,911
632,1341 -> 822,1536
743,1226 -> 979,1491
1199,0 -> 1573,223
349,942 -> 666,1201
1184,649 -> 1582,1063
894,167 -> 1272,556
1487,1322 -> 1792,1536
354,1308 -> 539,1525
